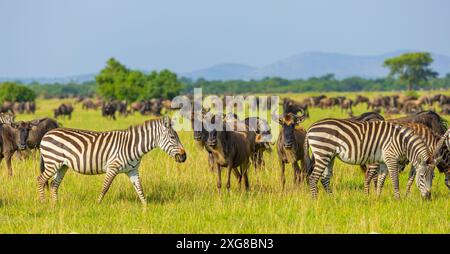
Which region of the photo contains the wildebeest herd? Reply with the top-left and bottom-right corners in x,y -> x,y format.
1,93 -> 449,206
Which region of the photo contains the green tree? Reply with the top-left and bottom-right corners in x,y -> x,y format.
142,69 -> 182,100
383,52 -> 438,91
0,82 -> 36,103
96,58 -> 129,100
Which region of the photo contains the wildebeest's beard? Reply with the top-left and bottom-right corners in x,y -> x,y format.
282,125 -> 296,149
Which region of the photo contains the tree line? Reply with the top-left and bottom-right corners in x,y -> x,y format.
0,52 -> 448,103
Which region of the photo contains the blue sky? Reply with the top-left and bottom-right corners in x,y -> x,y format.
1,0 -> 449,77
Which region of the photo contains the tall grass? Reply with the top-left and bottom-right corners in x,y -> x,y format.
0,92 -> 448,233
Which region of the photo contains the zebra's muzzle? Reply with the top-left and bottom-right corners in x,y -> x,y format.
175,153 -> 187,163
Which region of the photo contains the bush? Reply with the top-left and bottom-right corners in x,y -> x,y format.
0,82 -> 36,103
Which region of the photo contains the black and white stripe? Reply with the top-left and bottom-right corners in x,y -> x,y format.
305,119 -> 434,199
0,113 -> 15,124
37,116 -> 186,204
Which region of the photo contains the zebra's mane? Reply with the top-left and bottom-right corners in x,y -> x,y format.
127,118 -> 165,131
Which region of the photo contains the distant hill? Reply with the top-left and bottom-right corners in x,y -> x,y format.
184,50 -> 450,80
2,50 -> 450,83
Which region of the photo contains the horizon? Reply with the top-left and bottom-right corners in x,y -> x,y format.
2,0 -> 450,78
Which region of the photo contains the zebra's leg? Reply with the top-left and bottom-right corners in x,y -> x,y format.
280,161 -> 286,189
320,158 -> 334,194
385,159 -> 400,199
405,167 -> 416,196
97,167 -> 119,203
365,164 -> 378,195
376,164 -> 388,197
37,162 -> 60,202
309,156 -> 331,199
50,165 -> 68,202
126,169 -> 147,205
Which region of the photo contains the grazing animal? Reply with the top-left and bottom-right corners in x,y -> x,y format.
0,101 -> 14,113
276,112 -> 309,188
185,108 -> 216,172
244,116 -> 272,170
26,118 -> 59,149
354,95 -> 370,107
366,123 -> 450,196
0,122 -> 37,176
361,110 -> 448,193
305,119 -> 435,199
101,102 -> 117,120
204,114 -> 256,191
82,99 -> 99,110
54,103 -> 74,119
389,110 -> 447,135
283,98 -> 309,117
340,98 -> 353,113
37,117 -> 186,204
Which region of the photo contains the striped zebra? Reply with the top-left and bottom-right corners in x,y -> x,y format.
0,113 -> 15,124
37,116 -> 187,204
367,124 -> 450,196
305,119 -> 435,199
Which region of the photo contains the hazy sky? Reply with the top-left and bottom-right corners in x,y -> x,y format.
1,0 -> 449,77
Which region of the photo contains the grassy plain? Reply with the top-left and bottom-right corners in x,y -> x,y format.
0,91 -> 448,233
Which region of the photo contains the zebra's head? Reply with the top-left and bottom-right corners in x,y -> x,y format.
158,116 -> 186,163
416,160 -> 435,200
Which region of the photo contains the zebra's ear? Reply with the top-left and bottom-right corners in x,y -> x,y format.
163,116 -> 172,128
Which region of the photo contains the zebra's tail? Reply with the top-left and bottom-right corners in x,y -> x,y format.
303,136 -> 314,176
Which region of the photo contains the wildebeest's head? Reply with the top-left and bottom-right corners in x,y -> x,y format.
10,121 -> 35,150
204,113 -> 223,148
277,111 -> 306,149
157,116 -> 186,163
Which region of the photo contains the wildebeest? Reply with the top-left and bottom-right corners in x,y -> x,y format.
204,113 -> 256,191
354,95 -> 370,107
54,103 -> 74,119
82,99 -> 99,110
283,98 -> 309,117
113,100 -> 128,116
26,118 -> 59,149
24,101 -> 36,114
340,98 -> 353,113
276,111 -> 309,188
0,101 -> 14,113
0,121 -> 38,176
245,117 -> 272,169
101,102 -> 117,120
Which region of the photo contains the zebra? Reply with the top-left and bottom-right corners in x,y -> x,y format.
367,124 -> 450,195
0,112 -> 15,124
37,116 -> 187,204
305,119 -> 435,199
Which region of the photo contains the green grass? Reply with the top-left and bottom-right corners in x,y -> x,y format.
0,92 -> 449,233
